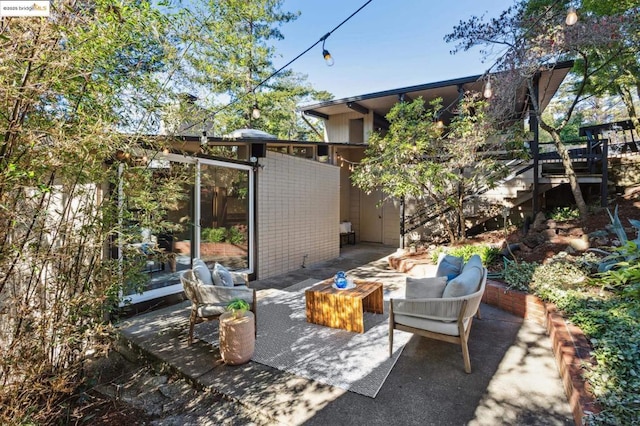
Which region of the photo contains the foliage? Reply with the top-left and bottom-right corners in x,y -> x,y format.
502,250 -> 639,424
227,298 -> 250,317
502,259 -> 539,292
432,244 -> 500,266
595,259 -> 640,299
201,227 -> 246,244
530,255 -> 590,292
226,226 -> 246,244
0,2 -> 188,422
445,1 -> 640,219
351,95 -> 521,242
164,0 -> 332,140
548,206 -> 581,221
529,276 -> 640,424
202,227 -> 228,243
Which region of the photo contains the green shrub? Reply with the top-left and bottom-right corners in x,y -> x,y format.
226,226 -> 245,244
547,206 -> 580,221
530,257 -> 589,292
595,262 -> 640,299
502,259 -> 538,291
431,244 -> 500,265
201,227 -> 227,242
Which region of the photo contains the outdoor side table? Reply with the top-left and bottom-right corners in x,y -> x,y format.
305,280 -> 383,333
219,311 -> 255,365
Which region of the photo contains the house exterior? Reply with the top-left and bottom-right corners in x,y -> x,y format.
299,64 -> 573,247
126,61 -> 640,306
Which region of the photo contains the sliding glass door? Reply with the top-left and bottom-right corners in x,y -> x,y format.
121,155 -> 254,305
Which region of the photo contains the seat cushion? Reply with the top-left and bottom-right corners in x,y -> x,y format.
435,254 -> 464,279
442,255 -> 483,298
192,259 -> 214,286
213,262 -> 235,287
197,304 -> 227,317
405,276 -> 448,299
394,313 -> 469,336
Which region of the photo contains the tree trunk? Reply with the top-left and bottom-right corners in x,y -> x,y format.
551,131 -> 589,218
619,84 -> 639,131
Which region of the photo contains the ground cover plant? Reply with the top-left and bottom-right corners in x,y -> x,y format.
425,196 -> 639,424
497,202 -> 640,425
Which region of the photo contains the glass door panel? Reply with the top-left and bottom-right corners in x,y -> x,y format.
199,163 -> 249,270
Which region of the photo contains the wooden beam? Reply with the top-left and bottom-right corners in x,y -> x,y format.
398,93 -> 413,102
303,110 -> 329,120
347,102 -> 369,115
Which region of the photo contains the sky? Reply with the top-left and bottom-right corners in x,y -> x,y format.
273,0 -> 517,101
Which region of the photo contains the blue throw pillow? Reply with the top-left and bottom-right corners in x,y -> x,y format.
436,254 -> 464,278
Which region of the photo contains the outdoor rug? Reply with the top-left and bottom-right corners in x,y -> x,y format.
194,278 -> 411,398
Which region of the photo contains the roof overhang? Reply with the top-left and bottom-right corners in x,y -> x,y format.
300,61 -> 574,123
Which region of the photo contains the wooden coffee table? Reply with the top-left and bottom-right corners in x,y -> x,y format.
305,279 -> 383,333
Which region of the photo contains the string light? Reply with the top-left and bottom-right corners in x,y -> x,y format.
252,102 -> 261,119
566,6 -> 578,26
483,79 -> 493,98
180,0 -> 374,133
321,33 -> 335,66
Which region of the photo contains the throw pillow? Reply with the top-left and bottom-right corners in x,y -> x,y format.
405,276 -> 448,299
435,254 -> 464,278
192,259 -> 214,286
442,262 -> 483,298
213,262 -> 235,287
462,254 -> 483,273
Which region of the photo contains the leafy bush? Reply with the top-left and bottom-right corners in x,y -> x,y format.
226,226 -> 245,244
502,259 -> 538,291
201,227 -> 227,243
531,284 -> 640,425
431,244 -> 500,265
201,227 -> 246,244
595,262 -> 640,299
530,256 -> 590,292
547,206 -> 580,221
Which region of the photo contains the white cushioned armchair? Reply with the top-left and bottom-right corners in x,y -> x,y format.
180,260 -> 256,345
389,254 -> 487,373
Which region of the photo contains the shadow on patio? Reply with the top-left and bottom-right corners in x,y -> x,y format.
116,244 -> 574,425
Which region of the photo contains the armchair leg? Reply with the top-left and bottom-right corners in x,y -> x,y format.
461,338 -> 471,374
389,306 -> 394,358
188,310 -> 197,346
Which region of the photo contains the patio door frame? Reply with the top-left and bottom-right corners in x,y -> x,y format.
121,153 -> 255,305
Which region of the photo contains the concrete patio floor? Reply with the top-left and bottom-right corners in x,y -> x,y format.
117,243 -> 574,425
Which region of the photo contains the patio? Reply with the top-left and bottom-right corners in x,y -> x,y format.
117,244 -> 574,425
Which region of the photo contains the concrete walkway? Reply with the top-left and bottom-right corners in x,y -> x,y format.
117,244 -> 574,425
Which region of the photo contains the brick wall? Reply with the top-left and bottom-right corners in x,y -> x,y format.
483,280 -> 599,426
256,152 -> 340,279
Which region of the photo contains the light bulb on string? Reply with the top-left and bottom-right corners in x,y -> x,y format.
483,79 -> 493,99
321,33 -> 335,66
566,6 -> 578,26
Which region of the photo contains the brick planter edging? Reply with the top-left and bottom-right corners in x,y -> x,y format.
483,280 -> 600,425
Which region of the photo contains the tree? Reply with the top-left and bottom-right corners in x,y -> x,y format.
351,96 -> 520,243
445,1 -> 640,218
0,1 -> 189,421
166,0 -> 332,139
576,1 -> 640,129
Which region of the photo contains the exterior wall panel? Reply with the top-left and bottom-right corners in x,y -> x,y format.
257,152 -> 340,279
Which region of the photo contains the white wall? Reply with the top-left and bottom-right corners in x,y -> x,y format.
256,152 -> 340,279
